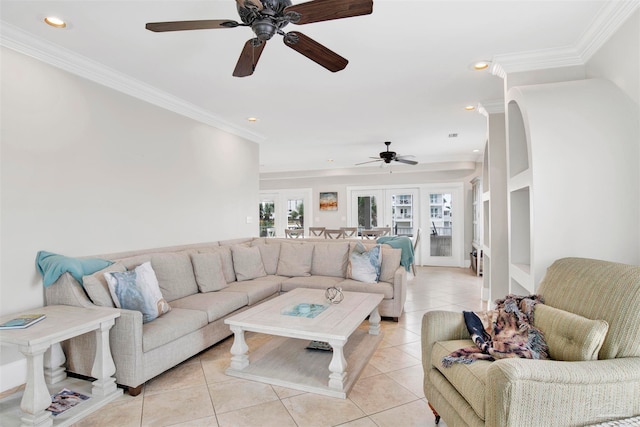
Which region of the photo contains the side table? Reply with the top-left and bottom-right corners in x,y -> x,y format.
0,305 -> 122,427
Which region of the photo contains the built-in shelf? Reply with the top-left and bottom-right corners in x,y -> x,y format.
508,170 -> 531,192
505,78 -> 638,294
507,101 -> 528,178
509,186 -> 531,267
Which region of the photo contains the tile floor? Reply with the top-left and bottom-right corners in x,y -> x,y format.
72,266 -> 484,427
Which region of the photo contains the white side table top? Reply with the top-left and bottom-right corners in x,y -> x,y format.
0,305 -> 120,348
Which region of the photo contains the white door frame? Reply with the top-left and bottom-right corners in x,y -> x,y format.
420,183 -> 465,267
259,189 -> 312,237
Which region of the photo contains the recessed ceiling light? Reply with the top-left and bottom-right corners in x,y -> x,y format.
247,117 -> 258,122
473,149 -> 480,153
44,16 -> 67,28
473,61 -> 490,71
465,105 -> 476,111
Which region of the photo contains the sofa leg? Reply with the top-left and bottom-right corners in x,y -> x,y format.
128,384 -> 143,396
428,402 -> 440,424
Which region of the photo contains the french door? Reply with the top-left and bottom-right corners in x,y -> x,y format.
420,184 -> 464,267
348,187 -> 419,238
259,189 -> 312,237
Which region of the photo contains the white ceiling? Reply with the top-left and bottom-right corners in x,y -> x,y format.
0,0 -> 622,175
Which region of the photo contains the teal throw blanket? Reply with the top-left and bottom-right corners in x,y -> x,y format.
36,251 -> 113,288
377,236 -> 414,271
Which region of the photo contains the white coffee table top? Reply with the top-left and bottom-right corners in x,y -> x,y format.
225,288 -> 383,342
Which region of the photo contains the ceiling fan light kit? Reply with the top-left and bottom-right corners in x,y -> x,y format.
145,0 -> 373,77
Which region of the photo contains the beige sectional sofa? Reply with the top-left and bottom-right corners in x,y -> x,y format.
45,237 -> 407,395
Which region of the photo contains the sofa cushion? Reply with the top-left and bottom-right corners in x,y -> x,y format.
150,253 -> 199,302
114,254 -> 152,270
432,339 -> 490,421
198,246 -> 236,283
83,262 -> 126,307
347,242 -> 382,283
190,252 -> 228,292
534,304 -> 609,361
231,245 -> 267,281
141,307 -> 208,352
170,291 -> 248,323
277,242 -> 314,277
311,242 -> 349,277
337,279 -> 394,299
255,242 -> 281,275
223,278 -> 281,305
281,276 -> 344,292
104,262 -> 172,323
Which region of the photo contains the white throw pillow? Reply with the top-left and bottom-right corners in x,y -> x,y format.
104,262 -> 171,323
347,242 -> 382,283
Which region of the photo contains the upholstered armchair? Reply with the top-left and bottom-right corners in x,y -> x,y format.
422,257 -> 640,426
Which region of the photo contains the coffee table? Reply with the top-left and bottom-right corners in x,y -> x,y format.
224,288 -> 384,398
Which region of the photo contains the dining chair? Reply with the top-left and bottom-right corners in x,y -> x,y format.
412,228 -> 421,275
374,227 -> 391,236
324,229 -> 345,239
309,227 -> 326,237
361,229 -> 383,239
285,229 -> 304,238
340,227 -> 358,238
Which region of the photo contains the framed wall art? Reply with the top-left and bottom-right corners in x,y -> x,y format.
319,192 -> 338,211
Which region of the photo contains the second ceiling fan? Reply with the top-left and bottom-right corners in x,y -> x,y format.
356,141 -> 418,166
146,0 -> 373,77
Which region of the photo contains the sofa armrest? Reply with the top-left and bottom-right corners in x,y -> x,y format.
421,311 -> 469,374
392,266 -> 407,317
45,272 -> 95,308
108,308 -> 144,388
486,357 -> 640,426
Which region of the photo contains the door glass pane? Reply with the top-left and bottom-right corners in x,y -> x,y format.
259,201 -> 275,237
357,196 -> 377,231
391,194 -> 414,236
287,199 -> 304,229
429,192 -> 452,256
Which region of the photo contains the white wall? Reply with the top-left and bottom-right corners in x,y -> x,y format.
0,47 -> 259,390
586,9 -> 640,257
586,9 -> 639,106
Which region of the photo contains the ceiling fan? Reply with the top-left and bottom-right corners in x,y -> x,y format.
145,0 -> 373,77
356,141 -> 419,166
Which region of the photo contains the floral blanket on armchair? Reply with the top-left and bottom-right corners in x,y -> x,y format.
442,294 -> 548,367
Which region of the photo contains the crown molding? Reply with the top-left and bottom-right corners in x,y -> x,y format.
477,100 -> 505,117
576,0 -> 639,61
491,1 -> 639,78
0,21 -> 266,144
491,46 -> 583,77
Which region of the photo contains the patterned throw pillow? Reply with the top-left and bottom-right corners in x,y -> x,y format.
104,262 -> 171,323
348,242 -> 382,283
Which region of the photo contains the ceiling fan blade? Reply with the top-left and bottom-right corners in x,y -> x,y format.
285,0 -> 373,25
283,32 -> 348,72
395,158 -> 418,165
146,20 -> 240,32
233,38 -> 266,77
356,159 -> 383,166
236,0 -> 264,11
